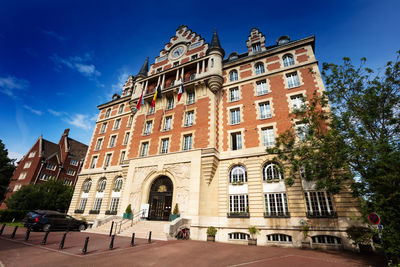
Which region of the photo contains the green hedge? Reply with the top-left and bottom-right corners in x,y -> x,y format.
0,210 -> 29,222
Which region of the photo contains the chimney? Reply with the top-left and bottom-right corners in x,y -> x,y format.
63,129 -> 70,136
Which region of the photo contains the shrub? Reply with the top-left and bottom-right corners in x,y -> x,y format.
206,226 -> 217,236
125,204 -> 132,214
0,209 -> 29,222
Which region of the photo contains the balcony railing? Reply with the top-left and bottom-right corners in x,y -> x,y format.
227,212 -> 250,218
306,211 -> 337,218
264,212 -> 290,218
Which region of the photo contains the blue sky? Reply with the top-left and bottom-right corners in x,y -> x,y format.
1,0 -> 399,161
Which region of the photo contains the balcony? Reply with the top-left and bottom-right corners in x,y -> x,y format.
227,212 -> 250,218
306,211 -> 337,218
264,212 -> 291,218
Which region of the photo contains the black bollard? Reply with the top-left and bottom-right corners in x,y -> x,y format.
0,224 -> 6,235
109,221 -> 114,237
59,233 -> 67,249
41,231 -> 49,245
10,226 -> 18,239
25,227 -> 31,241
82,237 -> 89,254
148,231 -> 152,243
130,233 -> 135,247
109,235 -> 115,250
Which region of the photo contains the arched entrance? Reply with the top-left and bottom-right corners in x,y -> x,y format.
148,176 -> 173,221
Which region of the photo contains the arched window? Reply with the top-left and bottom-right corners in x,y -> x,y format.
82,179 -> 92,192
109,177 -> 123,213
263,162 -> 283,181
97,178 -> 107,192
228,232 -> 249,240
283,54 -> 295,67
312,235 -> 342,245
229,70 -> 238,82
113,177 -> 123,192
267,234 -> 292,242
118,104 -> 124,114
229,165 -> 247,183
105,108 -> 111,118
210,58 -> 214,68
255,62 -> 265,75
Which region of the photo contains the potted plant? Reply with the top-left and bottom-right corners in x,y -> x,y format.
248,226 -> 259,246
123,204 -> 133,219
300,219 -> 311,249
170,203 -> 180,221
207,226 -> 217,242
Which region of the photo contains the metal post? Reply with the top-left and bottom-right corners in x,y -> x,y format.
59,233 -> 67,249
109,221 -> 114,237
148,231 -> 152,243
10,226 -> 18,239
25,227 -> 31,241
82,237 -> 89,254
0,224 -> 6,235
41,231 -> 49,245
130,233 -> 135,247
109,235 -> 115,250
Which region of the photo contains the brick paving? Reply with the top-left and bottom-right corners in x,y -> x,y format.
0,226 -> 385,267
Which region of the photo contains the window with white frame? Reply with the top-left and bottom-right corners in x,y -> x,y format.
229,194 -> 248,213
283,54 -> 295,67
13,184 -> 22,192
252,42 -> 261,53
104,153 -> 112,168
262,127 -> 275,147
255,62 -> 265,75
90,156 -> 98,169
83,179 -> 92,192
93,198 -> 102,211
164,116 -> 172,131
312,235 -> 342,245
118,104 -> 124,114
119,151 -> 126,164
109,198 -> 120,212
230,108 -> 241,124
183,134 -> 192,151
267,234 -> 292,242
265,193 -> 289,216
166,97 -> 174,110
259,102 -> 272,119
140,142 -> 149,157
127,116 -> 133,127
40,173 -> 55,181
95,138 -> 103,151
229,233 -> 249,240
109,135 -> 117,147
28,151 -> 36,158
113,177 -> 123,191
105,108 -> 111,118
191,54 -> 198,60
263,162 -> 283,181
23,161 -> 31,169
100,122 -> 107,134
160,138 -> 169,154
231,132 -> 242,150
144,121 -> 153,135
184,111 -> 194,127
18,172 -> 27,180
229,166 -> 247,183
187,91 -> 195,105
113,118 -> 121,130
70,159 -> 79,166
229,87 -> 239,102
67,169 -> 76,176
296,122 -> 308,141
148,106 -> 155,114
229,70 -> 238,82
304,191 -> 335,217
64,179 -> 72,186
46,163 -> 57,171
123,132 -> 130,145
97,178 -> 107,192
286,72 -> 300,88
78,198 -> 87,211
256,80 -> 268,95
156,68 -> 162,73
290,94 -> 305,111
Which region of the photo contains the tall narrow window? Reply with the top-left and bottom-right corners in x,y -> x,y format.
252,42 -> 261,52
100,123 -> 107,134
265,193 -> 289,217
283,54 -> 295,67
296,123 -> 308,141
229,70 -> 238,82
109,135 -> 117,147
127,115 -> 133,127
185,111 -> 194,127
104,153 -> 112,168
90,156 -> 98,169
118,104 -> 124,114
164,116 -> 172,131
95,138 -> 103,151
229,195 -> 248,213
229,87 -> 239,102
105,108 -> 111,118
262,127 -> 275,147
183,134 -> 192,151
231,132 -> 242,150
140,142 -> 149,157
256,80 -> 268,95
114,119 -> 121,130
304,191 -> 335,217
166,97 -> 174,110
255,62 -> 265,75
144,121 -> 153,135
286,72 -> 300,88
259,102 -> 272,119
290,94 -> 305,111
123,132 -> 130,145
120,151 -> 126,164
187,91 -> 195,105
160,138 -> 169,154
148,106 -> 155,114
230,108 -> 241,124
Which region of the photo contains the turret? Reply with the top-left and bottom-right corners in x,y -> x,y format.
206,29 -> 224,93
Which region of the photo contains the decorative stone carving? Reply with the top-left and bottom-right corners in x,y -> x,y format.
207,75 -> 223,94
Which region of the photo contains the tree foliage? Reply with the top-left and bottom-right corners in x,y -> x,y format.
0,139 -> 16,202
6,179 -> 73,212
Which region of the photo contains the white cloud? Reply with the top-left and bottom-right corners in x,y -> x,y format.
64,113 -> 93,130
23,105 -> 42,116
0,75 -> 29,97
40,29 -> 65,41
50,53 -> 101,79
8,151 -> 24,162
48,109 -> 66,116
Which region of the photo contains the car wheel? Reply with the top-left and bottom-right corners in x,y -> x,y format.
43,224 -> 51,232
78,224 -> 86,231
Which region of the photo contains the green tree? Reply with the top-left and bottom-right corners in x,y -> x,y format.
6,179 -> 73,212
0,139 -> 16,202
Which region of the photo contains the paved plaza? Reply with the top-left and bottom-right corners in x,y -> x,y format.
0,226 -> 384,267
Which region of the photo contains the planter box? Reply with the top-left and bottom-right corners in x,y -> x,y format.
264,212 -> 290,218
74,209 -> 84,214
105,210 -> 117,215
207,235 -> 215,242
169,214 -> 180,221
248,238 -> 257,246
227,212 -> 250,218
89,210 -> 100,214
306,211 -> 337,218
123,213 -> 132,219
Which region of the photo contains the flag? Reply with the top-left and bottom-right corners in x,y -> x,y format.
151,84 -> 162,108
178,78 -> 184,102
136,88 -> 145,110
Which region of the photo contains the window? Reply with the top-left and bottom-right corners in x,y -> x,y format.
97,178 -> 107,192
286,72 -> 300,88
283,54 -> 295,67
140,142 -> 149,157
118,104 -> 124,114
255,62 -> 265,75
229,233 -> 249,240
148,106 -> 155,115
40,174 -> 55,181
28,151 -> 36,158
252,42 -> 261,53
156,68 -> 162,73
127,116 -> 133,127
114,119 -> 121,130
23,161 -> 31,169
83,179 -> 92,192
229,70 -> 238,82
304,191 -> 335,217
144,121 -> 153,135
259,102 -> 272,119
170,80 -> 175,87
229,166 -> 247,183
173,62 -> 179,67
100,123 -> 107,134
312,235 -> 342,245
105,108 -> 111,118
64,179 -> 72,186
46,163 -> 57,171
95,138 -> 103,151
70,159 -> 79,166
191,54 -> 198,60
229,87 -> 239,102
113,177 -> 123,191
93,198 -> 102,211
210,58 -> 214,68
267,234 -> 292,243
262,127 -> 275,147
78,198 -> 87,211
167,97 -> 174,110
264,193 -> 289,217
187,91 -> 195,105
109,198 -> 120,212
290,94 -> 305,111
230,108 -> 241,124
231,132 -> 242,150
104,153 -> 112,168
67,169 -> 76,176
229,195 -> 248,213
109,135 -> 117,147
13,184 -> 22,192
18,172 -> 27,180
90,156 -> 98,169
183,134 -> 192,151
296,123 -> 308,141
189,73 -> 196,81
185,111 -> 194,127
123,132 -> 130,145
256,80 -> 268,95
263,162 -> 283,181
164,116 -> 172,131
120,151 -> 126,164
160,139 -> 169,154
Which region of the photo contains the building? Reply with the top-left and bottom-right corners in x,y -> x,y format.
1,129 -> 88,209
68,25 -> 362,249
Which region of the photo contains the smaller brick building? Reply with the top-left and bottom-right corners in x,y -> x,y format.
1,129 -> 88,209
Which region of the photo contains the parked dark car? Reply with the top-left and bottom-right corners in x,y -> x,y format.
22,210 -> 87,231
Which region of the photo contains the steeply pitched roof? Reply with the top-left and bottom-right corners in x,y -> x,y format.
41,139 -> 60,160
67,138 -> 88,160
207,29 -> 225,57
137,57 -> 149,78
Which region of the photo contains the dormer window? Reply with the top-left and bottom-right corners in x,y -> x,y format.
156,68 -> 162,73
229,70 -> 238,82
252,42 -> 261,53
191,55 -> 198,60
105,108 -> 111,118
173,62 -> 179,67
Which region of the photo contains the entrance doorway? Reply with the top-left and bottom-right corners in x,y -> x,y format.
148,176 -> 173,221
